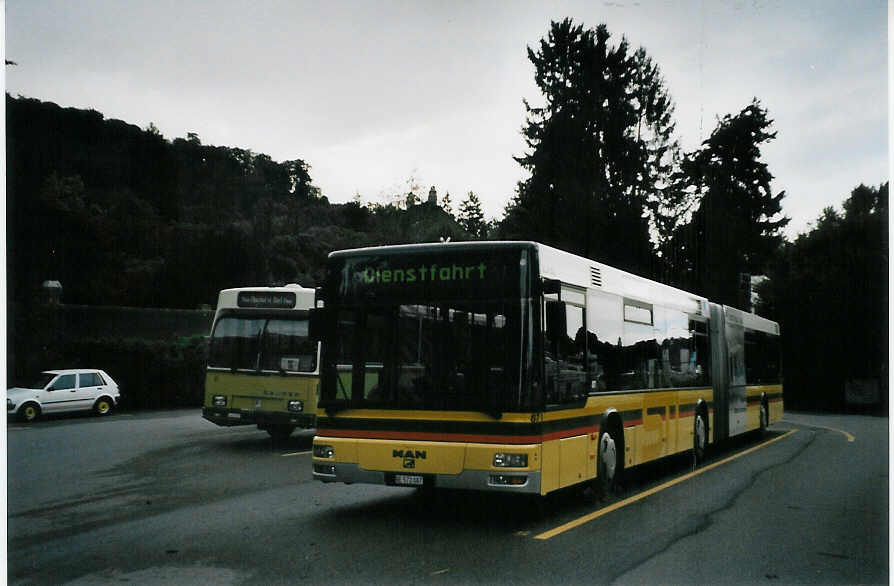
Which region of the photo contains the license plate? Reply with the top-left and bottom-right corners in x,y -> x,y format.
227,413 -> 241,419
394,474 -> 424,486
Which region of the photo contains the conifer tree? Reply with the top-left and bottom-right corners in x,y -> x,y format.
502,19 -> 678,275
664,99 -> 789,304
458,191 -> 486,238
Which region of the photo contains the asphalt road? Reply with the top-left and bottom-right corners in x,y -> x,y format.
6,410 -> 888,585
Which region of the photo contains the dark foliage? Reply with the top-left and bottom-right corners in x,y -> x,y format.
6,94 -> 474,312
502,19 -> 677,277
756,184 -> 888,410
6,94 -> 475,394
658,99 -> 789,306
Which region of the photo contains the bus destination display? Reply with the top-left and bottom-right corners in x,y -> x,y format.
237,291 -> 297,309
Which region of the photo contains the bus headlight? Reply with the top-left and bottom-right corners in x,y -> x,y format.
313,444 -> 335,458
287,400 -> 304,413
493,453 -> 528,468
212,395 -> 227,407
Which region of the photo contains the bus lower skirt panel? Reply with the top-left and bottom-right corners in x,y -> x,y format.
312,463 -> 542,494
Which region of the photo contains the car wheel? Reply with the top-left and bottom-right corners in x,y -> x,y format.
266,425 -> 295,440
94,397 -> 113,416
17,402 -> 40,423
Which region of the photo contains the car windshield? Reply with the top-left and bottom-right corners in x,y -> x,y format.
30,373 -> 57,389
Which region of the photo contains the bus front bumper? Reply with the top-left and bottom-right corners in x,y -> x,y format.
202,407 -> 315,429
312,461 -> 542,494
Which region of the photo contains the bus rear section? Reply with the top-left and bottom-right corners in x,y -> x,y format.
202,285 -> 320,439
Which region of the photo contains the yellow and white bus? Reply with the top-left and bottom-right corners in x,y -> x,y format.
202,285 -> 320,440
310,242 -> 782,495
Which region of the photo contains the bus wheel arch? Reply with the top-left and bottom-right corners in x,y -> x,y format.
596,411 -> 624,496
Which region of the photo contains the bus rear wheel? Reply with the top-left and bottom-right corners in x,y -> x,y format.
266,425 -> 295,440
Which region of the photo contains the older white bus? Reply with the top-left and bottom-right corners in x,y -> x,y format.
202,285 -> 320,439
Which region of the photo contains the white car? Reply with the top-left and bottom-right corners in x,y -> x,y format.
7,369 -> 121,422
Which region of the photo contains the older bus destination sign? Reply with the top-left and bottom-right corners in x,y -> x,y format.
236,291 -> 297,309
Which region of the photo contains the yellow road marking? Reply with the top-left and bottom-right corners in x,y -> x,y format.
281,450 -> 312,457
790,422 -> 855,442
535,429 -> 798,540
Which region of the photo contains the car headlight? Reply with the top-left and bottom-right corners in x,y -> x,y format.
493,453 -> 528,468
313,444 -> 335,458
212,395 -> 227,407
287,400 -> 304,413
7,398 -> 15,410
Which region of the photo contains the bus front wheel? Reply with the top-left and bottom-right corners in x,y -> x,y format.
693,411 -> 708,466
266,425 -> 295,441
597,428 -> 622,497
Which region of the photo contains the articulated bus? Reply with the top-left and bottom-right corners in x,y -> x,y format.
202,285 -> 320,440
310,242 -> 782,495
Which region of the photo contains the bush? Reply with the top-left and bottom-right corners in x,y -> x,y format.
14,333 -> 208,410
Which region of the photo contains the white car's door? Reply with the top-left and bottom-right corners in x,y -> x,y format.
77,372 -> 107,410
41,373 -> 78,413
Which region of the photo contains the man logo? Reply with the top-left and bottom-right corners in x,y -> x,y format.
393,449 -> 426,469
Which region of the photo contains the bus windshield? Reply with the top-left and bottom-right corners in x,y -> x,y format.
208,316 -> 317,373
320,246 -> 534,413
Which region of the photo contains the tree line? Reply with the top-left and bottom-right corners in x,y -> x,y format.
6,18 -> 886,410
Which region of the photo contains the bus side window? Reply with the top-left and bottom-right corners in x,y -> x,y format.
545,303 -> 587,405
585,291 -> 623,393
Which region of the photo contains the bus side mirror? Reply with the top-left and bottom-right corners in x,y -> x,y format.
546,301 -> 567,340
308,307 -> 326,341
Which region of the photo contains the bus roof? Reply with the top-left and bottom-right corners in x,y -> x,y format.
326,241 -> 777,329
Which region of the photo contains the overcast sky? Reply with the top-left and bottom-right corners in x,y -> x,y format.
4,0 -> 889,237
